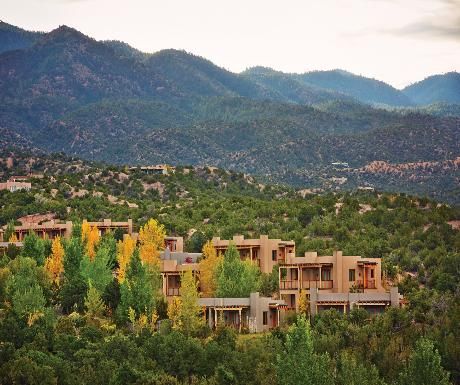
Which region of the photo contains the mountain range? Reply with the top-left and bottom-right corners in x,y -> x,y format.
0,21 -> 459,202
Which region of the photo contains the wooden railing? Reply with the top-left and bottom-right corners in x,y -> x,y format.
280,280 -> 334,290
301,280 -> 333,289
356,280 -> 376,289
280,280 -> 299,290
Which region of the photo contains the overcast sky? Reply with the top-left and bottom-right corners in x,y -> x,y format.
2,0 -> 459,88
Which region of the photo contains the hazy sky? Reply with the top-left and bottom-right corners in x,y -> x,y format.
2,0 -> 460,88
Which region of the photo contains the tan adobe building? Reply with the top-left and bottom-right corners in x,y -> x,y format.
212,235 -> 295,274
279,250 -> 402,314
0,218 -> 133,241
0,177 -> 32,192
200,293 -> 286,333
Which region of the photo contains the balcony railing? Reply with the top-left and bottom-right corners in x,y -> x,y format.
302,280 -> 333,289
280,280 -> 299,290
280,280 -> 334,290
356,280 -> 376,289
167,287 -> 180,296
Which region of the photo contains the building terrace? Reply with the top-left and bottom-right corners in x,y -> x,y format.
212,235 -> 295,274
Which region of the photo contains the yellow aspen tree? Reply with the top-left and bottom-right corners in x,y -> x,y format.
298,289 -> 309,315
116,235 -> 135,283
8,233 -> 18,243
84,225 -> 100,261
179,270 -> 203,335
139,218 -> 165,265
199,240 -> 221,297
81,221 -> 90,243
167,296 -> 182,330
45,237 -> 65,286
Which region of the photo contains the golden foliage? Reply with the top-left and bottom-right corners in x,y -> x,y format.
167,296 -> 182,330
82,221 -> 100,260
8,234 -> 18,243
199,240 -> 221,297
298,289 -> 308,315
139,218 -> 165,265
116,235 -> 135,283
45,237 -> 65,286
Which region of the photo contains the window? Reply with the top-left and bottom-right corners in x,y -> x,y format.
272,250 -> 277,261
263,311 -> 268,325
370,269 -> 374,279
321,269 -> 331,281
349,269 -> 355,282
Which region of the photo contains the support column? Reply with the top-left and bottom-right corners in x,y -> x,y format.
297,266 -> 301,290
279,266 -> 282,291
208,307 -> 213,328
214,308 -> 218,328
162,274 -> 167,296
364,266 -> 367,290
319,266 -> 322,289
238,309 -> 242,332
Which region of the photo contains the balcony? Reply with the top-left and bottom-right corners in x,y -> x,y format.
280,280 -> 299,290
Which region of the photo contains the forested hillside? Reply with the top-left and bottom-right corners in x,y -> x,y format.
0,149 -> 459,384
403,72 -> 460,105
0,22 -> 459,203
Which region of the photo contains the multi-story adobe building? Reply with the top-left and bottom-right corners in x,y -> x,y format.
159,240 -> 286,332
279,250 -> 402,314
212,235 -> 295,274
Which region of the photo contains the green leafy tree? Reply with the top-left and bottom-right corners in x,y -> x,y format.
85,282 -> 106,319
61,237 -> 87,313
276,315 -> 333,385
80,245 -> 113,294
215,244 -> 261,297
5,257 -> 48,325
21,232 -> 46,266
117,249 -> 157,324
3,220 -> 16,242
398,338 -> 451,385
337,351 -> 386,385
